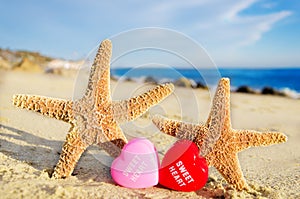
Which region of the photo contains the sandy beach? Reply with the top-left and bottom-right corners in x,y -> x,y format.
0,69 -> 299,198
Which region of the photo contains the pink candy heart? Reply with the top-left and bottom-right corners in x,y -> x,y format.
110,138 -> 159,188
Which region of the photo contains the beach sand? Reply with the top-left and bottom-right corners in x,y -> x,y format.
0,69 -> 299,198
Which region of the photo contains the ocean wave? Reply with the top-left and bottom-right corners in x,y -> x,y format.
112,72 -> 300,99
279,88 -> 300,99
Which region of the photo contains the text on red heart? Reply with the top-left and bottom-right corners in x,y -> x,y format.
169,160 -> 195,187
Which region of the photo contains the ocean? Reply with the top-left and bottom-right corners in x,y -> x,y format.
111,67 -> 300,99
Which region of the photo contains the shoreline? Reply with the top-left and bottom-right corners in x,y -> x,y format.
1,53 -> 299,99
112,74 -> 300,99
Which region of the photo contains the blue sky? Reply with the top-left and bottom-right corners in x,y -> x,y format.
0,0 -> 299,67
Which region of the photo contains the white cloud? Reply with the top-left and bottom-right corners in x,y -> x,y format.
137,0 -> 291,47
223,0 -> 259,20
68,0 -> 292,66
19,0 -> 292,66
236,11 -> 292,46
261,2 -> 278,9
129,0 -> 292,66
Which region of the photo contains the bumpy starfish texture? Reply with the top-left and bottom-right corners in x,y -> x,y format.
13,39 -> 174,179
152,78 -> 287,191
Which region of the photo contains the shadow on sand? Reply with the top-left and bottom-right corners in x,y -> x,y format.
0,124 -> 113,183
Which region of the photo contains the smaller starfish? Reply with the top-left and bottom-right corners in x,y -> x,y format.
13,39 -> 174,179
152,78 -> 287,191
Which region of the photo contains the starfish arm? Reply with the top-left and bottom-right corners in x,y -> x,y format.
205,78 -> 231,130
112,83 -> 174,124
52,125 -> 88,179
97,124 -> 127,157
234,129 -> 287,151
93,107 -> 128,157
12,94 -> 74,123
152,115 -> 181,137
152,115 -> 206,142
202,78 -> 228,156
208,152 -> 249,191
85,39 -> 112,104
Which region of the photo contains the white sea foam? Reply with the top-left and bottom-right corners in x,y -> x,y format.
280,88 -> 300,99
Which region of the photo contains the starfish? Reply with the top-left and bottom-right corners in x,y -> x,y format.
12,39 -> 174,179
152,78 -> 287,191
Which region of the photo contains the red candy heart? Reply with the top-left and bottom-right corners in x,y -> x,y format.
159,140 -> 208,192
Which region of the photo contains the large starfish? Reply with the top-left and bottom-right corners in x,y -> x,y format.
12,39 -> 174,179
152,78 -> 287,191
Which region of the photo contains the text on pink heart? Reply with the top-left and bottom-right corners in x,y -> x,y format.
122,155 -> 148,182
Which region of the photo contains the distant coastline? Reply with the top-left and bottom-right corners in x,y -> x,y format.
1,48 -> 299,99
111,67 -> 300,99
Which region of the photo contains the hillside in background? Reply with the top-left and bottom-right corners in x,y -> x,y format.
0,48 -> 82,74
